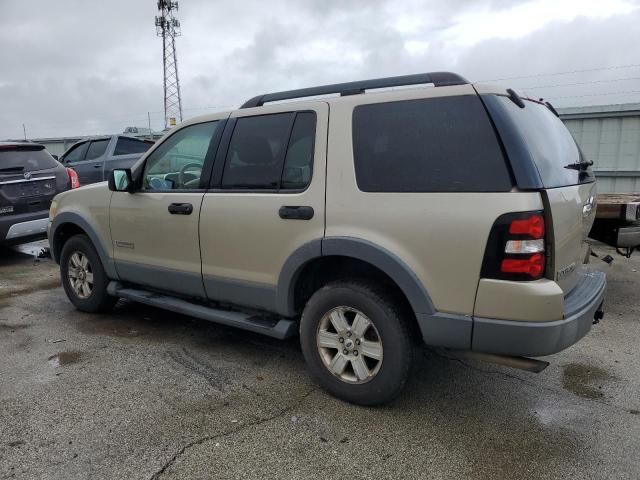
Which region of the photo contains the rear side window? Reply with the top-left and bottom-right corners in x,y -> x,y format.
221,112 -> 317,190
85,139 -> 109,160
282,112 -> 316,189
352,96 -> 512,192
0,146 -> 59,172
495,97 -> 593,188
114,137 -> 153,156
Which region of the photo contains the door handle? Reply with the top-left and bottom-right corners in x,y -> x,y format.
93,165 -> 102,168
279,205 -> 314,220
168,203 -> 193,215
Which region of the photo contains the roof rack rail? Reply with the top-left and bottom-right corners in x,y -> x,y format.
240,71 -> 469,109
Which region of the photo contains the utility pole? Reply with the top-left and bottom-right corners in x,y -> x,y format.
155,0 -> 183,129
22,124 -> 26,141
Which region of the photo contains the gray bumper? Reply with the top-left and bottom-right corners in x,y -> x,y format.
0,211 -> 49,245
471,271 -> 606,357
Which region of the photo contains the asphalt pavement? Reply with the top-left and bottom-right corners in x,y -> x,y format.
1,242 -> 639,479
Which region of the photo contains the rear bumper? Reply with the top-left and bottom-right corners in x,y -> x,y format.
0,211 -> 49,245
471,270 -> 606,357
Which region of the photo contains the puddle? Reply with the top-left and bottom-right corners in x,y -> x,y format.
48,351 -> 82,367
562,363 -> 613,399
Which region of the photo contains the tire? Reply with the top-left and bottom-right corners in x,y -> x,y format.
60,234 -> 117,313
300,281 -> 412,406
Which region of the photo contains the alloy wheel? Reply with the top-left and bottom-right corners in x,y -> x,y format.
67,251 -> 94,299
316,306 -> 383,384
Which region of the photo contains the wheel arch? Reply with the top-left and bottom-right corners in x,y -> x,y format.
276,237 -> 435,318
50,212 -> 118,279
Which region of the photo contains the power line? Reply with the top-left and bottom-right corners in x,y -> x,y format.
515,76 -> 640,90
547,89 -> 640,100
479,63 -> 640,82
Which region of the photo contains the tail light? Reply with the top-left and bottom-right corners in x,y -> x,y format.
481,211 -> 546,281
66,168 -> 80,189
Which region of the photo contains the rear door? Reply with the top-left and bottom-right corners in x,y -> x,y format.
79,139 -> 110,184
60,141 -> 88,180
199,102 -> 328,312
490,96 -> 596,294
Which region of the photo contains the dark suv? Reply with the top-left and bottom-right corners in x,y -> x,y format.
0,143 -> 71,246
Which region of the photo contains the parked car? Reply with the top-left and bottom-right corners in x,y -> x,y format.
58,135 -> 154,185
48,72 -> 606,405
0,142 -> 78,246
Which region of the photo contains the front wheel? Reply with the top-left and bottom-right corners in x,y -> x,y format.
60,234 -> 117,313
300,281 -> 413,406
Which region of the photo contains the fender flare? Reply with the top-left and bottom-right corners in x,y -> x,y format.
276,236 -> 435,317
49,211 -> 118,279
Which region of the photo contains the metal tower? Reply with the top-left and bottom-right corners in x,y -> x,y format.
155,0 -> 183,128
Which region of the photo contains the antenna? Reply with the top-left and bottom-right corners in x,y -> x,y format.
155,0 -> 183,129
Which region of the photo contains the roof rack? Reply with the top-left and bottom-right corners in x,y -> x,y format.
240,71 -> 469,109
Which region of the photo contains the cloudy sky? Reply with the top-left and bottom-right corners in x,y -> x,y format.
1,0 -> 639,139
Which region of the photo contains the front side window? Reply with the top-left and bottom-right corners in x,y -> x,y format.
143,121 -> 219,190
85,139 -> 109,160
221,111 -> 316,190
63,142 -> 88,164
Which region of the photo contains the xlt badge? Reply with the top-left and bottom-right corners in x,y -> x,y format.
557,262 -> 576,281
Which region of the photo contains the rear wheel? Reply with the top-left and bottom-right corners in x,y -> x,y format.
300,281 -> 412,406
60,234 -> 117,313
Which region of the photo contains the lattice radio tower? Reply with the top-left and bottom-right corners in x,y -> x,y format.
155,0 -> 183,128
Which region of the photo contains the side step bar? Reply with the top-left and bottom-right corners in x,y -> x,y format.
107,282 -> 298,339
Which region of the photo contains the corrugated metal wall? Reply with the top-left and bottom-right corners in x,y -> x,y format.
560,104 -> 640,193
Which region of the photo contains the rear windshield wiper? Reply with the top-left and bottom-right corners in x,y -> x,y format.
564,159 -> 593,171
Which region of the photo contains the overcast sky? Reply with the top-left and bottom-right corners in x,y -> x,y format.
1,0 -> 639,139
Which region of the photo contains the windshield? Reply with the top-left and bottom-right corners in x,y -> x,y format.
496,96 -> 594,188
0,146 -> 59,172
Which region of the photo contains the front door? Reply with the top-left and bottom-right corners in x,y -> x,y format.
199,102 -> 328,313
60,141 -> 88,181
66,139 -> 109,185
109,119 -> 224,298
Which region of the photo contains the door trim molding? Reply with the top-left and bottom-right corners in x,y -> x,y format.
115,260 -> 206,298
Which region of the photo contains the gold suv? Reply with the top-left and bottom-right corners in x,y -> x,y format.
48,72 -> 606,405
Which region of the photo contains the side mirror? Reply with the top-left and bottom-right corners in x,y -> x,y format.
108,168 -> 134,192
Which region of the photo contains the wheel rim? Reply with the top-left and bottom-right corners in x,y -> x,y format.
67,251 -> 94,299
316,306 -> 383,384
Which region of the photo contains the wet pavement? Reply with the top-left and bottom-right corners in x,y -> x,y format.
0,242 -> 639,479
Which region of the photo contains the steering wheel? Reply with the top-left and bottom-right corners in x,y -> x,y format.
179,162 -> 202,187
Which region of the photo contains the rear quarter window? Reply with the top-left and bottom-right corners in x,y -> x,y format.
352,95 -> 512,192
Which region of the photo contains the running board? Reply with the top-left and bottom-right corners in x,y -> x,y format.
107,282 -> 297,339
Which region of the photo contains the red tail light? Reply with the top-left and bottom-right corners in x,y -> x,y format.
66,168 -> 80,189
481,211 -> 547,281
501,253 -> 545,278
508,214 -> 545,238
